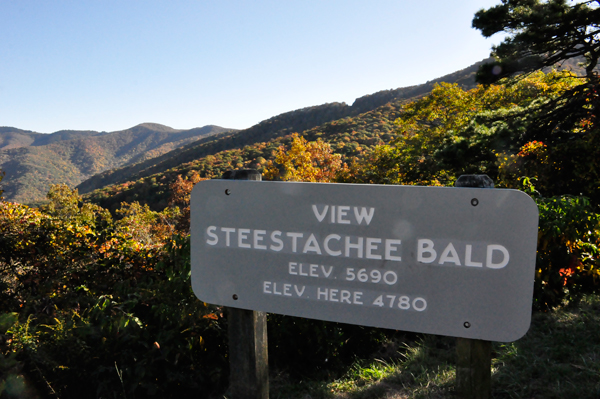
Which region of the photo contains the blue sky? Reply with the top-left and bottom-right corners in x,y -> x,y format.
1,1 -> 504,134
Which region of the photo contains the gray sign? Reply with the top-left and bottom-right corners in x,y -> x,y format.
191,180 -> 539,342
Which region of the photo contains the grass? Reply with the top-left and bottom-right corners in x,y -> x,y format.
491,294 -> 600,399
269,295 -> 600,399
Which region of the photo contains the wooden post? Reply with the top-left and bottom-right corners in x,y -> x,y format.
227,308 -> 269,399
456,338 -> 492,399
223,169 -> 269,399
454,174 -> 493,399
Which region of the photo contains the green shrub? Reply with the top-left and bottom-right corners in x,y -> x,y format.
535,194 -> 600,310
1,233 -> 228,398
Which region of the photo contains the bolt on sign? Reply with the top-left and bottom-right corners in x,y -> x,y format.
191,180 -> 539,342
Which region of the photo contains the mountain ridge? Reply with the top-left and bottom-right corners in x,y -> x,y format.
76,58 -> 492,196
0,123 -> 233,203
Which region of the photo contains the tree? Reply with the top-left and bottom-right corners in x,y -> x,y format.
168,171 -> 207,232
342,72 -> 578,186
43,183 -> 110,227
263,133 -> 345,182
473,0 -> 600,82
473,0 -> 600,153
114,201 -> 179,246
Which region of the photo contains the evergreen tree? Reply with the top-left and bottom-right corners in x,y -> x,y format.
473,0 -> 600,143
473,0 -> 600,82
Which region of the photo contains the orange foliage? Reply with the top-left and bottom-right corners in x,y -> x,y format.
263,133 -> 346,182
168,171 -> 208,232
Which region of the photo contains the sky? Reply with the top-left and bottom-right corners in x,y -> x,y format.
0,0 -> 505,134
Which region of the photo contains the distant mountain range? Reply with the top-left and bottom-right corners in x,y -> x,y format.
0,57 -> 499,205
0,123 -> 232,203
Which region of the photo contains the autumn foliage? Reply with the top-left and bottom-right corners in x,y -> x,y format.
168,172 -> 208,232
0,185 -> 227,398
263,133 -> 346,182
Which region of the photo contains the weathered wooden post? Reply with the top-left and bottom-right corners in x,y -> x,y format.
222,169 -> 269,399
455,174 -> 493,399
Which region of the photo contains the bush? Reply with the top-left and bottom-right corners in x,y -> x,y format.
535,194 -> 600,310
1,234 -> 229,398
0,185 -> 229,398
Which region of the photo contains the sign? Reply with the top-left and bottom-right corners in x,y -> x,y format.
191,180 -> 539,342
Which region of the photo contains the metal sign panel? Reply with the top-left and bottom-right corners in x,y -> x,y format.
191,180 -> 539,342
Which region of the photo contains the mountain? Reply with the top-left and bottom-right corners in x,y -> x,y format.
0,123 -> 233,204
77,59 -> 490,198
76,102 -> 351,194
82,96 -> 414,212
0,127 -> 46,150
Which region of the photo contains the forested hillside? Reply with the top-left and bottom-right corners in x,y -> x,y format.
76,59 -> 491,198
83,100 -> 405,211
0,127 -> 89,150
76,102 -> 350,195
0,123 -> 231,204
